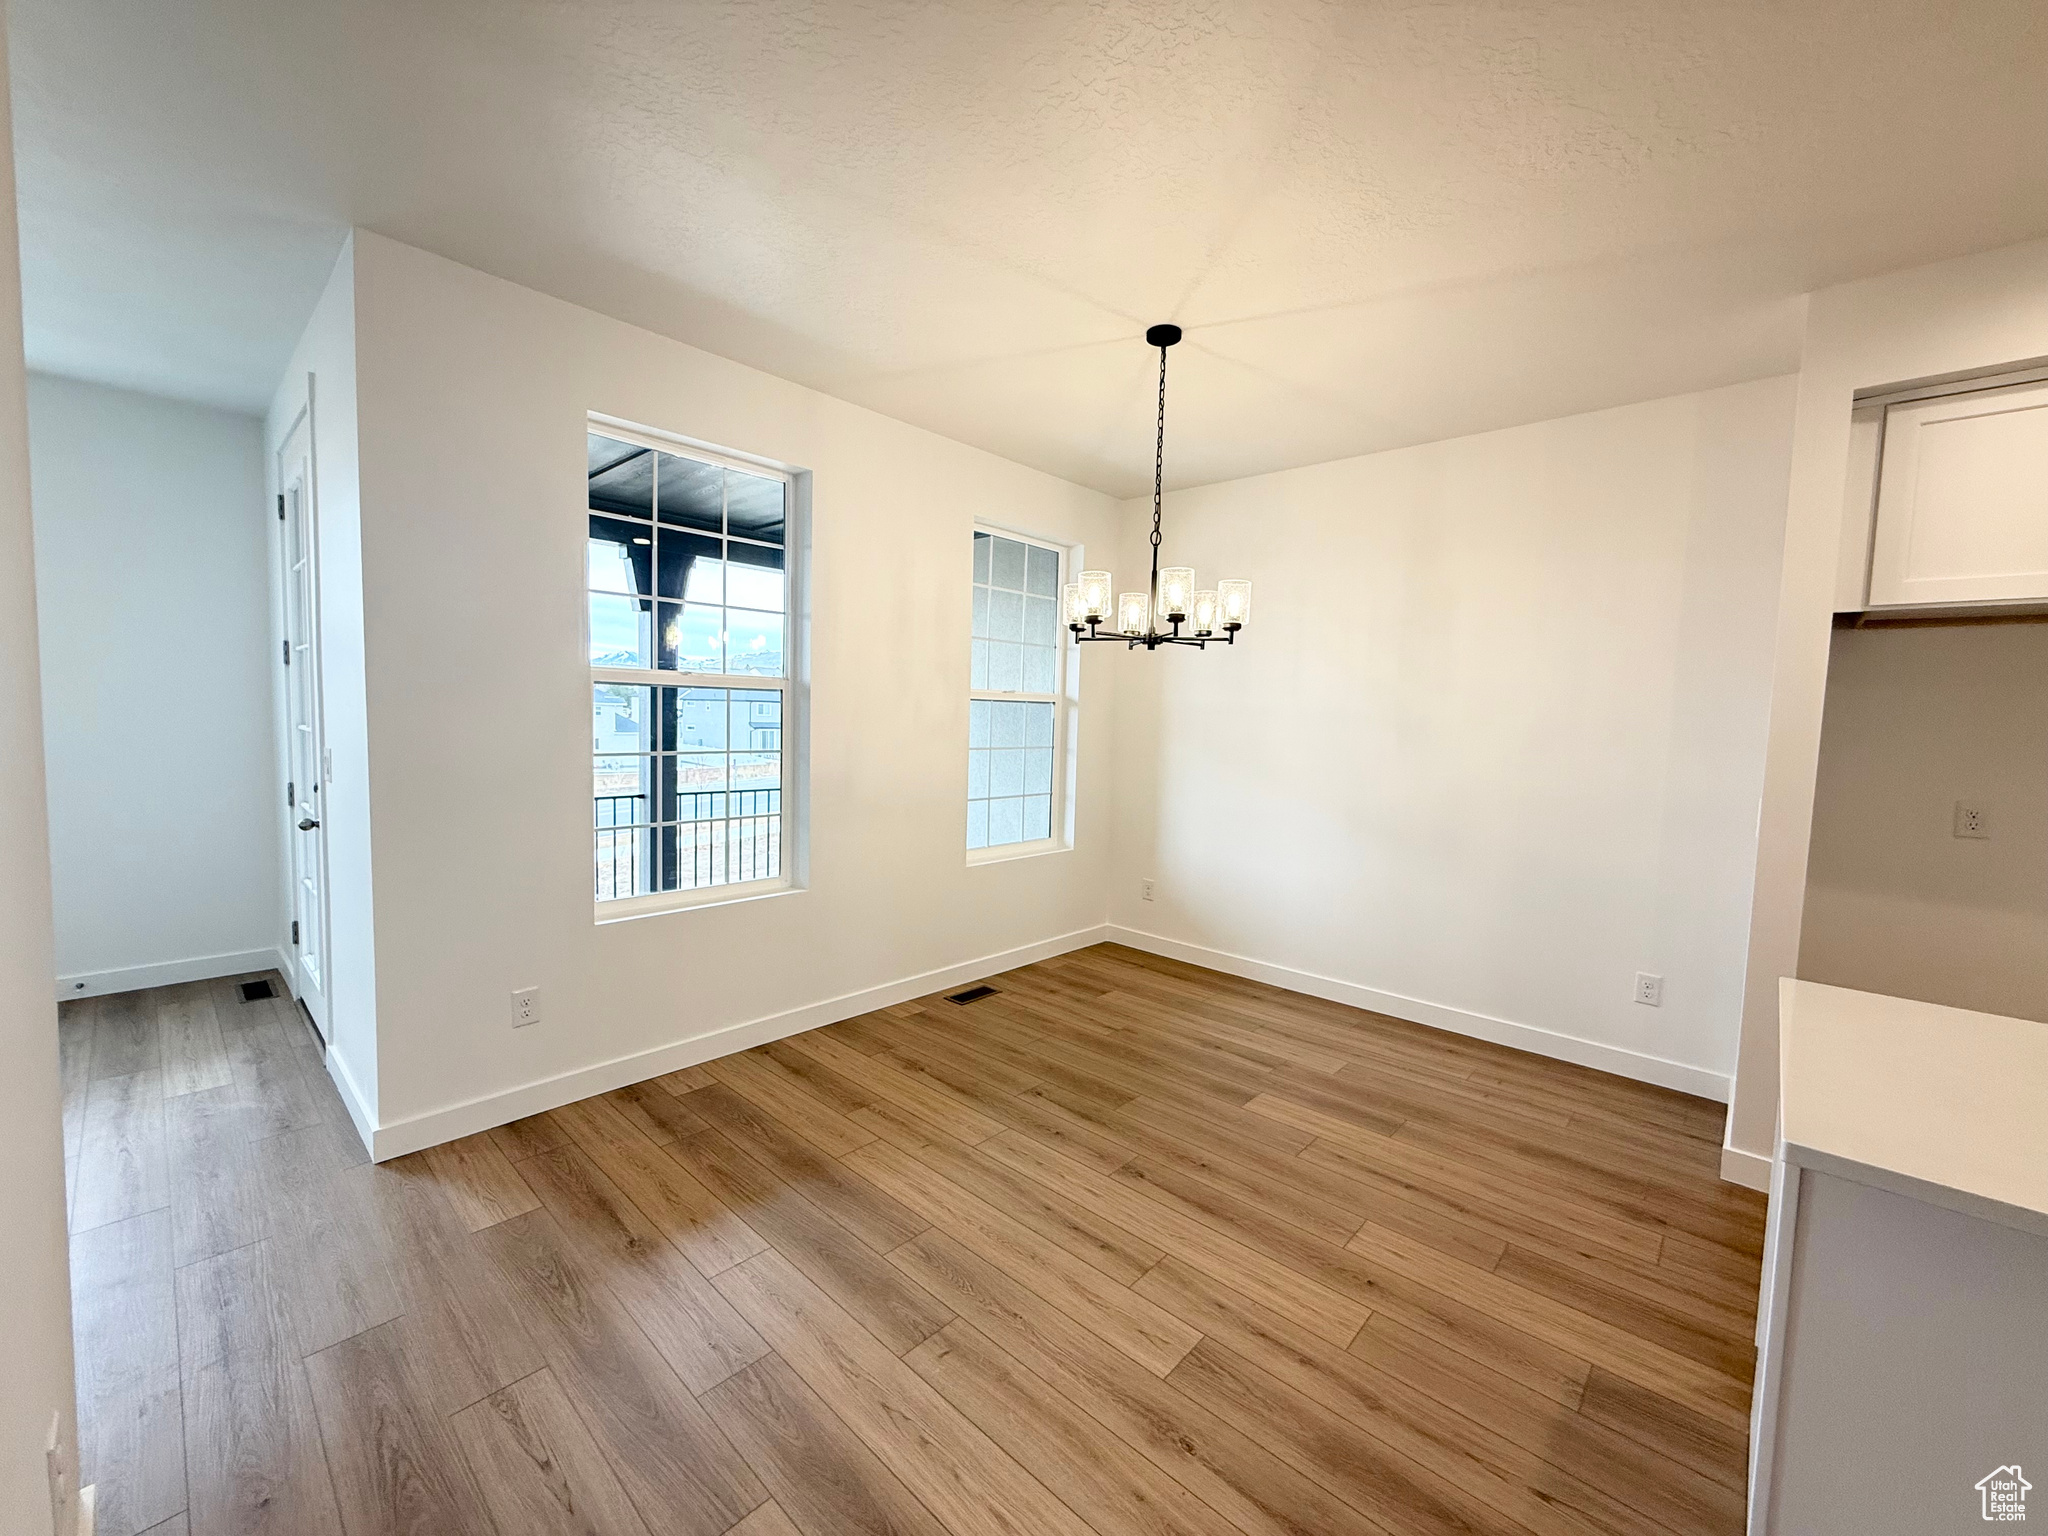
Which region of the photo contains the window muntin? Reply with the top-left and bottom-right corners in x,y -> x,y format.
589,427 -> 792,908
969,529 -> 1066,855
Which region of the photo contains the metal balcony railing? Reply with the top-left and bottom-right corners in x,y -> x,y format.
594,789 -> 782,899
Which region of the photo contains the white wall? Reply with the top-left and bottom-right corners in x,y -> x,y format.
1108,376 -> 1798,1098
28,373 -> 279,996
265,236 -> 377,1133
1730,234 -> 2048,1176
338,231 -> 1118,1151
1800,622 -> 2048,1023
0,22 -> 81,1533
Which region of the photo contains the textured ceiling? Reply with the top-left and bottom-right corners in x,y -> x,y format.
13,1 -> 2048,494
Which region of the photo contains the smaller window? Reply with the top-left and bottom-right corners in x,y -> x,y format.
968,528 -> 1068,857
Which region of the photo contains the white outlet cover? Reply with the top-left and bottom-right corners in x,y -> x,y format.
1953,800 -> 1990,839
1635,972 -> 1663,1006
512,986 -> 540,1027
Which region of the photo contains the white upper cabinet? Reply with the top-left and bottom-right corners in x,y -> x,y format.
1869,378 -> 2048,607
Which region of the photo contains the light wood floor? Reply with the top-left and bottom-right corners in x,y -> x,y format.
63,942 -> 1764,1536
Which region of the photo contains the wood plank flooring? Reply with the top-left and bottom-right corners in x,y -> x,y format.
64,944 -> 1764,1536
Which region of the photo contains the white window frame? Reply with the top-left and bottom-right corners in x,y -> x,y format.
967,523 -> 1075,866
587,414 -> 801,920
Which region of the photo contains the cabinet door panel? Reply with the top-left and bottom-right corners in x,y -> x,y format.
1870,377 -> 2048,607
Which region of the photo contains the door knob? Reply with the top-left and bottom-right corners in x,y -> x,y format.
298,817 -> 320,831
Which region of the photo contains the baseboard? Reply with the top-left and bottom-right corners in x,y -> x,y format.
1720,1140 -> 1773,1192
324,1044 -> 379,1157
1104,924 -> 1733,1103
55,946 -> 288,1001
367,923 -> 1112,1160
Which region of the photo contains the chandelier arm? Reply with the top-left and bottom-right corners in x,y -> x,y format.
1070,628 -> 1222,649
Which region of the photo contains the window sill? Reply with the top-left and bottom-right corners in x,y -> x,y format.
966,839 -> 1071,868
595,877 -> 797,925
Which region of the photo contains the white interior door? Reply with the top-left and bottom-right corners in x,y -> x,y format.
279,419 -> 329,1034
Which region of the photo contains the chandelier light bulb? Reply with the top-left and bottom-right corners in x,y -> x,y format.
1117,591 -> 1150,635
1190,589 -> 1219,635
1061,582 -> 1090,628
1078,569 -> 1112,620
1159,567 -> 1195,621
1218,579 -> 1253,629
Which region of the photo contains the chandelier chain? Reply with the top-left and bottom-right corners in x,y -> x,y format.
1150,342 -> 1166,554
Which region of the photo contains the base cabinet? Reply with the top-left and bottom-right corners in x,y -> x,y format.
1748,1166 -> 2048,1532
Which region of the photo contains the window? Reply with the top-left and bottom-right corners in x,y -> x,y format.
969,528 -> 1067,855
588,424 -> 793,911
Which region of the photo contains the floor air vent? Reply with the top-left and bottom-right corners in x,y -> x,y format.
239,979 -> 276,1002
946,985 -> 999,1005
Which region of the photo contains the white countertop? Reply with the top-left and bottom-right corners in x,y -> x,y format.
1778,978 -> 2048,1234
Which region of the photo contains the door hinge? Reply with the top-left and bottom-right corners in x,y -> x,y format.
282,640 -> 291,667
287,781 -> 296,807
277,493 -> 285,520
291,920 -> 300,946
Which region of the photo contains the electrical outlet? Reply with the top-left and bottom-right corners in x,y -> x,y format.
1953,800 -> 1989,839
1141,879 -> 1155,902
512,987 -> 541,1028
1635,972 -> 1663,1007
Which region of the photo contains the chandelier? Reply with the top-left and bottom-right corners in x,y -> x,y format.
1064,324 -> 1252,650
